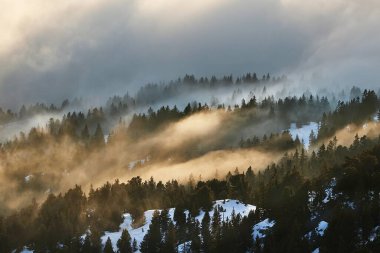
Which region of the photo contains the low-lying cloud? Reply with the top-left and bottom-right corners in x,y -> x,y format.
0,0 -> 379,108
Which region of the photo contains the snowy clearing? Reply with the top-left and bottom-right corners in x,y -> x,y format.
100,199 -> 256,252
288,122 -> 319,149
252,218 -> 275,240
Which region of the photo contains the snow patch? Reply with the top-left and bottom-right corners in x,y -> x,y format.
323,178 -> 337,204
369,226 -> 380,242
177,241 -> 191,252
252,218 -> 275,240
15,246 -> 33,253
316,221 -> 328,236
24,175 -> 33,182
288,122 -> 319,149
128,156 -> 150,169
101,199 -> 255,252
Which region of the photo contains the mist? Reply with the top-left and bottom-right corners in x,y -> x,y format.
0,0 -> 379,108
0,110 -> 283,212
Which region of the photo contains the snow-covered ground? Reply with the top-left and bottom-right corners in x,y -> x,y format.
100,199 -> 256,252
24,175 -> 34,182
128,156 -> 150,170
369,226 -> 380,242
14,247 -> 33,253
177,241 -> 191,253
323,178 -> 337,204
288,122 -> 319,149
252,218 -> 275,240
316,221 -> 328,236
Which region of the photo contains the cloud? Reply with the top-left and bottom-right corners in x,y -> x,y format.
0,0 -> 379,108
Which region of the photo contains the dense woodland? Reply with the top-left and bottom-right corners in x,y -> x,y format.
0,82 -> 380,252
2,129 -> 380,252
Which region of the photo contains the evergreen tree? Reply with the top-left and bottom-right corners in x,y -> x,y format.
93,123 -> 105,147
104,237 -> 115,253
161,222 -> 176,253
81,124 -> 90,140
196,185 -> 213,212
159,209 -> 170,233
190,221 -> 201,253
67,236 -> 82,253
132,239 -> 138,252
140,211 -> 162,253
174,206 -> 187,243
211,207 -> 222,252
81,235 -> 92,253
117,229 -> 132,253
201,211 -> 212,253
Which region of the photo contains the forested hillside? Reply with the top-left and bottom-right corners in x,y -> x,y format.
0,80 -> 379,252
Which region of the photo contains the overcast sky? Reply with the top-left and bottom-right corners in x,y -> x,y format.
0,0 -> 379,108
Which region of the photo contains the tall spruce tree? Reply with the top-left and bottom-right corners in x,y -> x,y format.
117,229 -> 132,253
104,237 -> 115,253
161,222 -> 177,253
201,211 -> 212,253
140,211 -> 162,253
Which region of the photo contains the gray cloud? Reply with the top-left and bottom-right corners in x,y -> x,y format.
0,0 -> 379,108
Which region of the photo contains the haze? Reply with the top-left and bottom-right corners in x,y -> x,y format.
0,0 -> 379,108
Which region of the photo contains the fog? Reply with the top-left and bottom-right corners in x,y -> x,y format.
0,0 -> 379,108
1,0 -> 380,214
328,121 -> 380,147
0,110 -> 281,212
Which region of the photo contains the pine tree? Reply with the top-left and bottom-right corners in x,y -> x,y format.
309,129 -> 316,146
104,237 -> 115,253
196,185 -> 213,212
81,124 -> 90,140
81,235 -> 92,253
190,221 -> 201,253
117,229 -> 132,253
140,211 -> 162,253
201,211 -> 212,253
174,206 -> 186,242
160,209 -> 170,233
211,207 -> 222,252
92,123 -> 105,147
132,239 -> 138,252
161,222 -> 176,253
68,236 -> 82,253
90,230 -> 102,253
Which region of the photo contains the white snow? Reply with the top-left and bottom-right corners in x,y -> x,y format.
305,220 -> 329,241
199,199 -> 256,223
177,241 -> 191,253
16,247 -> 33,253
128,156 -> 150,169
101,199 -> 256,252
316,221 -> 328,236
369,226 -> 380,242
252,218 -> 275,240
323,178 -> 337,203
24,175 -> 33,182
312,248 -> 320,253
288,122 -> 319,149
